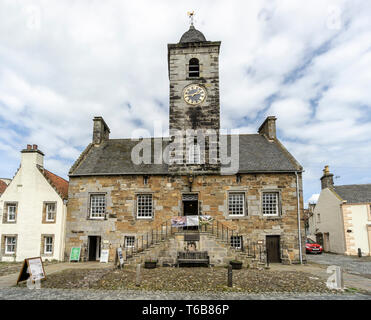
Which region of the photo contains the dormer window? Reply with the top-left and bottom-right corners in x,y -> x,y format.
188,58 -> 199,77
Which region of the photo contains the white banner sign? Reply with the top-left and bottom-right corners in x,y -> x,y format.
100,249 -> 109,263
28,257 -> 45,281
186,215 -> 199,227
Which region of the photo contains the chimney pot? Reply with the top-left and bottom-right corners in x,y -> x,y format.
32,144 -> 38,150
27,144 -> 32,150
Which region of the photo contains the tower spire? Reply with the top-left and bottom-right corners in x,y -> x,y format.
187,11 -> 195,27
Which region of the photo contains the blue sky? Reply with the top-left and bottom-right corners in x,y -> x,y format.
0,0 -> 371,206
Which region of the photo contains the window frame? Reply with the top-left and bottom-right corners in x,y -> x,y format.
5,236 -> 16,254
125,236 -> 135,248
89,193 -> 106,219
136,194 -> 153,219
188,58 -> 200,78
262,191 -> 280,217
44,236 -> 53,254
7,204 -> 16,222
188,143 -> 201,164
230,235 -> 243,250
228,192 -> 246,217
45,202 -> 56,222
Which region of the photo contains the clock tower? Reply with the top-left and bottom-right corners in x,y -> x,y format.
167,21 -> 221,173
168,23 -> 221,133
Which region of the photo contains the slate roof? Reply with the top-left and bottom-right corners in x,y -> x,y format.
69,134 -> 301,176
38,167 -> 69,200
179,25 -> 207,43
0,180 -> 7,195
333,184 -> 371,204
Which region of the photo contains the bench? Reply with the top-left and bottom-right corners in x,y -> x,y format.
177,251 -> 210,267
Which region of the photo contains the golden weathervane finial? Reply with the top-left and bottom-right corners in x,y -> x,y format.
187,11 -> 195,26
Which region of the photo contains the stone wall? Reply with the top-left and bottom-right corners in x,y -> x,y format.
65,172 -> 305,263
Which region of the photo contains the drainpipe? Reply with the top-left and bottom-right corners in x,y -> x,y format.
295,171 -> 303,264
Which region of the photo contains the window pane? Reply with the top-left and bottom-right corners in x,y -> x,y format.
188,144 -> 200,164
6,237 -> 16,253
262,193 -> 279,216
7,205 -> 16,221
125,236 -> 135,248
46,203 -> 56,221
137,195 -> 153,218
45,237 -> 53,253
230,236 -> 242,249
188,58 -> 199,77
228,193 -> 245,216
90,195 -> 106,218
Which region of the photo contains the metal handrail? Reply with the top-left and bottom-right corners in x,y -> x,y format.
124,217 -> 255,262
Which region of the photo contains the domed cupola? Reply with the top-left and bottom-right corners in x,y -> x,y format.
179,24 -> 207,43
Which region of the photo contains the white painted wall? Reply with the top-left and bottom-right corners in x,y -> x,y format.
313,188 -> 346,254
0,150 -> 67,262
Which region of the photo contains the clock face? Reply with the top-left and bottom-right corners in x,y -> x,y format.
183,84 -> 206,105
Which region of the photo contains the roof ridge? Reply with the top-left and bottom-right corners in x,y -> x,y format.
107,133 -> 260,141
335,183 -> 371,187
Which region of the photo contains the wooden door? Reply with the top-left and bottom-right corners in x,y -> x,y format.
266,235 -> 281,263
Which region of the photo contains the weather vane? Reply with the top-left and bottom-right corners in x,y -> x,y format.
187,11 -> 195,26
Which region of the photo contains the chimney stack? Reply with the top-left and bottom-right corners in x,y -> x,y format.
93,116 -> 110,145
258,116 -> 277,140
21,144 -> 44,168
320,165 -> 334,190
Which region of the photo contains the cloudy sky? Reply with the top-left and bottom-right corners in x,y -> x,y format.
0,0 -> 370,205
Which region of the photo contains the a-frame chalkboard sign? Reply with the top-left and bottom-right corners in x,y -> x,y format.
16,257 -> 46,284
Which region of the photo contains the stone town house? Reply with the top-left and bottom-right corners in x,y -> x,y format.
65,24 -> 305,265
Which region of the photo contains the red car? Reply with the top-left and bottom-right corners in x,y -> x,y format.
306,239 -> 323,254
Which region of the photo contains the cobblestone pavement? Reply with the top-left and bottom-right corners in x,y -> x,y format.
0,262 -> 114,288
0,287 -> 370,300
306,253 -> 371,278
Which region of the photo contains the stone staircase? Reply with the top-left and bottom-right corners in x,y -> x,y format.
122,220 -> 268,268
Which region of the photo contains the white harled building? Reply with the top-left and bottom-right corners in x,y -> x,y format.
312,166 -> 371,256
0,144 -> 68,262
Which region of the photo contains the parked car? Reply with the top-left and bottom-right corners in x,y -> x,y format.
305,238 -> 323,254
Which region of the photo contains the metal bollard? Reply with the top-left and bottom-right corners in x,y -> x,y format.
358,248 -> 362,257
227,265 -> 233,287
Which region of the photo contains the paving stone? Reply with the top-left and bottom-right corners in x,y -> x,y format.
0,287 -> 370,300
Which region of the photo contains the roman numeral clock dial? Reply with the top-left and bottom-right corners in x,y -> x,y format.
183,84 -> 206,105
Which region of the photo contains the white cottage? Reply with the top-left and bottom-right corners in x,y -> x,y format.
0,144 -> 68,261
312,166 -> 371,256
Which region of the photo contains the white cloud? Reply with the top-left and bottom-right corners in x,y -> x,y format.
308,194 -> 320,204
0,0 -> 370,202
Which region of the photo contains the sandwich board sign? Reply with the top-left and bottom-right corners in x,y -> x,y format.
17,257 -> 46,284
117,247 -> 124,269
69,247 -> 81,262
100,249 -> 109,263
